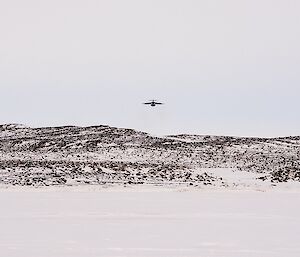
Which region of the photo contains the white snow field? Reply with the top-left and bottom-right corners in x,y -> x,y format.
0,188 -> 299,257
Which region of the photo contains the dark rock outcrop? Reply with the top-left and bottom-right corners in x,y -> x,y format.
0,124 -> 299,187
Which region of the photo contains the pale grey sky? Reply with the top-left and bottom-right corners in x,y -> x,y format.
0,0 -> 299,136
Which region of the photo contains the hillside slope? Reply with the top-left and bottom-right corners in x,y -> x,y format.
0,124 -> 299,188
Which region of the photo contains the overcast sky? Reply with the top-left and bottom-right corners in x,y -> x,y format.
0,0 -> 299,137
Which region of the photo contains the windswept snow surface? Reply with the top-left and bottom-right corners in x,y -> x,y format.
0,188 -> 299,257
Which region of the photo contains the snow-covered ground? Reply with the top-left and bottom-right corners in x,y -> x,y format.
1,188 -> 299,257
0,125 -> 299,256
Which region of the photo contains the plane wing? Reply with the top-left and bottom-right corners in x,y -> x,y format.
143,101 -> 164,105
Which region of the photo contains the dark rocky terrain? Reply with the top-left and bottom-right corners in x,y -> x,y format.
0,124 -> 299,187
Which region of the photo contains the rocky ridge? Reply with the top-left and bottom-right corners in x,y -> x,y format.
0,124 -> 299,187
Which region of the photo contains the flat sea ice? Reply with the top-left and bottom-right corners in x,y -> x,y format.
0,188 -> 299,257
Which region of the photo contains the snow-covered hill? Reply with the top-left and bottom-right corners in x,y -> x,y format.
0,124 -> 299,188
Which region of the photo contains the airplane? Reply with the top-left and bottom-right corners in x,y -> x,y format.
143,100 -> 164,107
